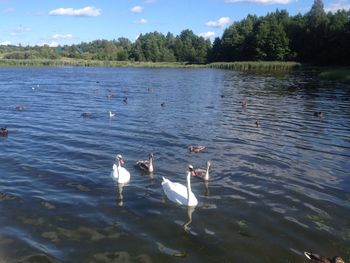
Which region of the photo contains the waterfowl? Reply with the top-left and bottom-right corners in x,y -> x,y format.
112,154 -> 131,184
255,119 -> 260,128
109,111 -> 116,118
188,145 -> 205,153
15,105 -> 26,111
161,102 -> 165,107
314,111 -> 324,117
162,165 -> 198,207
107,93 -> 113,99
81,112 -> 92,118
0,127 -> 8,136
304,252 -> 345,263
136,153 -> 154,173
123,96 -> 128,104
194,160 -> 211,181
241,100 -> 247,108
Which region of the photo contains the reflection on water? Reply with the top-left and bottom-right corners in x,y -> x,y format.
0,67 -> 349,262
183,206 -> 196,233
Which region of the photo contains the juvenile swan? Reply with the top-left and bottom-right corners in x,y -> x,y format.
136,153 -> 154,173
112,154 -> 131,184
194,160 -> 211,181
162,165 -> 198,207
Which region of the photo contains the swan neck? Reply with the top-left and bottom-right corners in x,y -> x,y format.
149,157 -> 154,172
205,165 -> 210,181
187,172 -> 192,205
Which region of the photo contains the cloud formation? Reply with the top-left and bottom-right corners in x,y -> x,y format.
51,34 -> 73,39
3,7 -> 15,13
225,0 -> 292,4
136,18 -> 148,24
325,0 -> 350,12
0,40 -> 11,45
49,6 -> 101,17
10,26 -> 31,36
131,6 -> 143,13
199,31 -> 215,39
41,41 -> 60,47
206,17 -> 231,28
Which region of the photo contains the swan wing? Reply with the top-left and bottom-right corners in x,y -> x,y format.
136,160 -> 149,171
117,167 -> 130,184
162,177 -> 196,206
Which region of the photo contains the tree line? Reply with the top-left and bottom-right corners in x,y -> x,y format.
1,0 -> 349,65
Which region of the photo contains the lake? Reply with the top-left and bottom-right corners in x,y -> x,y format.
0,67 -> 349,262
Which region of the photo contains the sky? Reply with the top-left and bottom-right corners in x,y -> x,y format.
0,0 -> 349,47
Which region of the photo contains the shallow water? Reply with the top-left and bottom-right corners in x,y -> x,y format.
0,67 -> 349,262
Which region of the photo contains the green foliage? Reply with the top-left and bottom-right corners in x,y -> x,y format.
0,0 -> 349,66
318,67 -> 350,83
208,61 -> 301,72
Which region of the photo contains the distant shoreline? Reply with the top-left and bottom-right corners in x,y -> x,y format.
0,59 -> 348,84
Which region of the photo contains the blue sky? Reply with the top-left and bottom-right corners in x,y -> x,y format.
1,0 -> 349,46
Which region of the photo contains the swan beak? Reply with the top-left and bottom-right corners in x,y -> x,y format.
191,170 -> 196,176
120,159 -> 125,165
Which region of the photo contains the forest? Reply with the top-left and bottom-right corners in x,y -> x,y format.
0,0 -> 349,66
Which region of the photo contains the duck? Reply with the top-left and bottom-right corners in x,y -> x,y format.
314,111 -> 324,117
15,105 -> 26,111
0,127 -> 8,136
304,251 -> 345,263
162,165 -> 198,207
81,112 -> 92,118
123,96 -> 128,104
136,153 -> 154,173
255,119 -> 260,128
194,160 -> 211,181
161,102 -> 165,107
241,100 -> 247,108
188,145 -> 205,153
112,154 -> 131,184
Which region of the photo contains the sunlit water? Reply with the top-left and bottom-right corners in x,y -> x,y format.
0,67 -> 349,262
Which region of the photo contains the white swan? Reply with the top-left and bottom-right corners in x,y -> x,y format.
112,154 -> 130,184
162,165 -> 198,207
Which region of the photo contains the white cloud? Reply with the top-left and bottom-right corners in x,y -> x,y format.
225,0 -> 292,4
199,31 -> 215,39
0,40 -> 11,45
325,0 -> 350,12
18,26 -> 31,32
136,18 -> 148,24
131,6 -> 143,13
3,7 -> 15,13
10,26 -> 31,36
49,6 -> 101,17
206,17 -> 231,28
51,34 -> 73,39
41,41 -> 60,47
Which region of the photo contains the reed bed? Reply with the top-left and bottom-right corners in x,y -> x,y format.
208,61 -> 301,72
0,59 -> 206,68
318,67 -> 350,84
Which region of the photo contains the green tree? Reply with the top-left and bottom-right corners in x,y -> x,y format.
255,16 -> 290,60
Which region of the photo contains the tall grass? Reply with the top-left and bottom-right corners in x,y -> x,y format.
318,68 -> 350,84
0,59 -> 206,68
208,61 -> 301,72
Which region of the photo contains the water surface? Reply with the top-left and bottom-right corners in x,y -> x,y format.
0,67 -> 349,262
